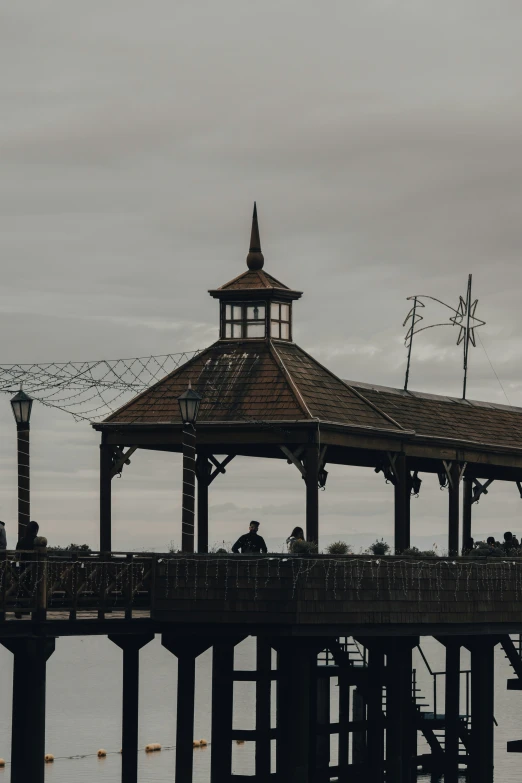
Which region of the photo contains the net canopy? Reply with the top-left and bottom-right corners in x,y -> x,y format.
0,352 -> 201,422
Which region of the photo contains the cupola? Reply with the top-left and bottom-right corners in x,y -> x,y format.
208,204 -> 302,342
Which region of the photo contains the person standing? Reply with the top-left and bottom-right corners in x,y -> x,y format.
0,520 -> 6,550
232,521 -> 267,554
286,526 -> 304,552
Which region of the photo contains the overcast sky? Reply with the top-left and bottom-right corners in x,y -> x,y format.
1,1 -> 522,552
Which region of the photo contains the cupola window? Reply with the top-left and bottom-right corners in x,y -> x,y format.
270,302 -> 291,340
223,302 -> 266,338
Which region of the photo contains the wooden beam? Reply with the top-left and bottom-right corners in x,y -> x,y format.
196,455 -> 211,554
394,454 -> 410,553
280,445 -> 306,477
110,446 -> 138,479
305,446 -> 319,544
208,454 -> 235,485
448,462 -> 460,556
100,437 -> 112,552
462,477 -> 473,553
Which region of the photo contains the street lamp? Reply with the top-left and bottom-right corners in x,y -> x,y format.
178,384 -> 202,553
10,388 -> 34,540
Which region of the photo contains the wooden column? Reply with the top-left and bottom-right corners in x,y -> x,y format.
444,639 -> 461,783
276,639 -> 320,783
338,668 -> 350,780
305,445 -> 319,545
385,638 -> 416,783
211,640 -> 239,783
448,463 -> 460,556
162,636 -> 212,783
462,477 -> 473,553
109,634 -> 154,783
1,638 -> 55,783
367,645 -> 385,783
313,669 -> 331,775
16,425 -> 30,540
196,455 -> 211,553
181,424 -> 196,553
352,688 -> 367,766
470,639 -> 496,783
256,637 -> 272,780
394,454 -> 410,553
100,435 -> 113,552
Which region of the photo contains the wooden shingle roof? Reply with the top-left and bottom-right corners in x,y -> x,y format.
345,380 -> 522,451
101,341 -> 522,454
102,341 -> 401,432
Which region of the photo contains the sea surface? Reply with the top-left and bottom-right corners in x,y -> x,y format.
0,635 -> 520,781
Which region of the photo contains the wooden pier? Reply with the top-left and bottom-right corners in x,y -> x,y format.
1,550 -> 522,782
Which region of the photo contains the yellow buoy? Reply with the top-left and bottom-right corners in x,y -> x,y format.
199,739 -> 208,747
44,754 -> 54,763
0,758 -> 5,767
193,740 -> 201,748
235,739 -> 245,745
153,743 -> 161,751
97,749 -> 107,758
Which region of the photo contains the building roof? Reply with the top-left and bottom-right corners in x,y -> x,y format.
211,268 -> 292,293
100,340 -> 522,454
101,340 -> 402,433
344,380 -> 522,451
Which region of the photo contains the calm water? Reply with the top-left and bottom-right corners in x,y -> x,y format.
0,635 -> 520,781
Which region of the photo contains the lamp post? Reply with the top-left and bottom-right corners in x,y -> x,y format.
178,384 -> 202,553
10,388 -> 34,540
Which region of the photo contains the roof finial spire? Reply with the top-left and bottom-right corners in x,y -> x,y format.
246,202 -> 264,271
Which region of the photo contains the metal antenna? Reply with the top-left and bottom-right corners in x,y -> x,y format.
403,275 -> 485,397
403,297 -> 424,391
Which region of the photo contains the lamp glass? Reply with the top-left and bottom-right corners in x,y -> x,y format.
10,391 -> 33,426
177,387 -> 202,425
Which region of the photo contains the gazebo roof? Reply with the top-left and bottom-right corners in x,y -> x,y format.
100,340 -> 402,433
98,339 -> 522,455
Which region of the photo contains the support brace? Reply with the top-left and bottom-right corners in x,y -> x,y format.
472,478 -> 494,504
442,460 -> 467,489
208,454 -> 235,485
111,446 -> 138,478
280,445 -> 306,477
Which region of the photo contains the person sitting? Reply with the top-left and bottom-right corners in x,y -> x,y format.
232,521 -> 267,554
286,527 -> 304,552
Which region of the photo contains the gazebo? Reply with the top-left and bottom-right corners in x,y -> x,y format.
93,206 -> 522,554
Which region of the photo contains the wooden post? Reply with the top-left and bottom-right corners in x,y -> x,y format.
367,645 -> 385,783
462,477 -> 473,553
211,640 -> 239,783
314,669 -> 331,775
181,424 -> 196,553
100,436 -> 112,552
196,455 -> 211,553
162,636 -> 212,783
338,668 -> 350,780
275,639 -> 321,782
470,639 -> 496,783
352,688 -> 367,766
444,640 -> 461,783
1,638 -> 55,783
16,425 -> 30,540
448,462 -> 460,556
256,637 -> 272,779
385,638 -> 416,783
394,454 -> 410,553
305,445 -> 319,545
109,634 -> 154,783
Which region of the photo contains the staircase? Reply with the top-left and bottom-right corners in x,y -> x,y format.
503,634 -> 522,753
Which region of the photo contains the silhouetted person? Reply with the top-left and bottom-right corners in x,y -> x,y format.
232,521 -> 267,554
16,520 -> 40,553
462,537 -> 474,555
286,526 -> 304,552
504,531 -> 519,552
0,520 -> 6,550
